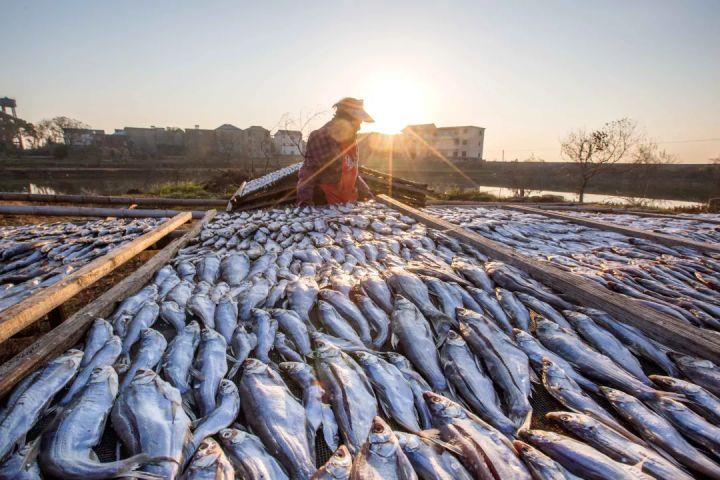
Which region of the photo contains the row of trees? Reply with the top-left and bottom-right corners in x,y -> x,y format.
0,115 -> 89,155
560,118 -> 680,202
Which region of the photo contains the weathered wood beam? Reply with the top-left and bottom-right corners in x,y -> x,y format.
0,212 -> 192,344
0,210 -> 216,398
0,204 -> 207,219
377,194 -> 720,363
504,204 -> 720,254
547,205 -> 720,226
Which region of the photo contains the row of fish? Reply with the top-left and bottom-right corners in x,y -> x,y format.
0,218 -> 160,312
2,201 -> 720,479
563,210 -> 720,244
428,205 -> 720,331
238,162 -> 302,199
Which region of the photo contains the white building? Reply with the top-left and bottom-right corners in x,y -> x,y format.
273,129 -> 304,156
401,124 -> 484,160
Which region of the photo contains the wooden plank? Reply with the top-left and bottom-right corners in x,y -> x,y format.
0,204 -> 207,219
503,204 -> 720,254
0,212 -> 192,345
547,205 -> 720,226
0,210 -> 216,398
0,192 -> 228,207
359,166 -> 429,189
376,194 -> 720,363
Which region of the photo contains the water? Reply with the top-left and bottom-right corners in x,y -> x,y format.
468,185 -> 705,209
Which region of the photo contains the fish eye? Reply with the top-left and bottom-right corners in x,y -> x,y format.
372,423 -> 385,433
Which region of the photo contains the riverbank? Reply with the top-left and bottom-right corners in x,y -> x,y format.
1,155 -> 718,204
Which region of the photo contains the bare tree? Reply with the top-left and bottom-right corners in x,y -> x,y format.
622,141 -> 677,205
710,155 -> 720,198
277,110 -> 326,156
35,116 -> 90,145
560,118 -> 639,202
216,130 -> 245,164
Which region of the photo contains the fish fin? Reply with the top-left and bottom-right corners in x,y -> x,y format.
417,429 -> 463,456
654,390 -> 686,402
520,409 -> 533,432
391,333 -> 399,350
227,360 -> 242,380
113,472 -> 164,479
20,437 -> 41,470
529,369 -> 540,384
182,397 -> 198,421
189,367 -> 204,381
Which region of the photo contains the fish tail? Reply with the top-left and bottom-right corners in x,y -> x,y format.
417,429 -> 463,456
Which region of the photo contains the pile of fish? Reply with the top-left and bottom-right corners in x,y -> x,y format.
428,205 -> 720,332
3,201 -> 720,479
239,163 -> 302,198
559,210 -> 720,244
0,218 -> 160,312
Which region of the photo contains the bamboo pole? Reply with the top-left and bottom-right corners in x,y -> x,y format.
376,194 -> 720,363
0,204 -> 207,219
0,192 -> 227,207
0,210 -> 216,398
0,212 -> 191,344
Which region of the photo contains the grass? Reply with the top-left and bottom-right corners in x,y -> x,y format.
435,187 -> 567,203
435,188 -> 499,202
146,181 -> 215,198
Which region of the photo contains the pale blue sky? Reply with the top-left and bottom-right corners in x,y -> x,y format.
1,0 -> 718,162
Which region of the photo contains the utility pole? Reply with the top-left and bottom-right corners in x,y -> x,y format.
502,149 -> 505,162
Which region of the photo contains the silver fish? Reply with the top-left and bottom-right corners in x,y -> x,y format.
396,431 -> 473,480
312,445 -> 352,480
602,386 -> 720,479
214,294 -> 239,344
316,341 -> 378,454
111,369 -> 192,479
519,429 -> 652,480
239,359 -> 316,480
352,350 -> 421,432
162,321 -> 201,395
193,328 -> 228,417
60,335 -> 122,406
181,437 -> 234,480
160,300 -> 187,333
119,328 -> 167,392
0,349 -> 83,461
390,296 -> 448,393
41,366 -> 159,479
218,428 -> 289,480
548,411 -> 693,480
80,318 -> 113,368
440,329 -> 514,436
349,417 -> 417,480
183,379 -> 240,466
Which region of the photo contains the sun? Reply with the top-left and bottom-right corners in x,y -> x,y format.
361,74 -> 428,134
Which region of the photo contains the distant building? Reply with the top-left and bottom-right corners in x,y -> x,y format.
401,123 -> 485,160
123,127 -> 184,155
273,129 -> 304,156
62,128 -> 105,147
185,127 -> 215,158
215,124 -> 245,157
0,97 -> 28,151
245,125 -> 272,157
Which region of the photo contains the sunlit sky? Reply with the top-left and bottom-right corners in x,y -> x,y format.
2,0 -> 719,162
